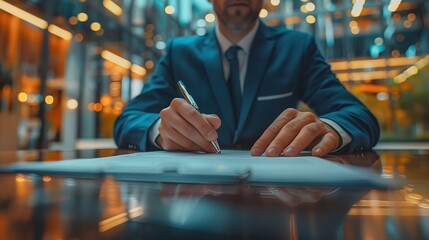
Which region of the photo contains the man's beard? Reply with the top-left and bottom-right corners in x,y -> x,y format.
218,7 -> 259,30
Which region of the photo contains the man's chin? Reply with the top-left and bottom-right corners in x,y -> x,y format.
225,21 -> 252,30
224,15 -> 257,30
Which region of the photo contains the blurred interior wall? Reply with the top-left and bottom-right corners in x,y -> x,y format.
0,112 -> 18,150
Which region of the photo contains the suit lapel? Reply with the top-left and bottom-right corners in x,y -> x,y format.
234,22 -> 275,142
202,31 -> 236,133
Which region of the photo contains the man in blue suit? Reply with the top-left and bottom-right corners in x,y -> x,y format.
114,0 -> 379,157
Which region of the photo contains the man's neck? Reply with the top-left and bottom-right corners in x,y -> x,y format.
218,21 -> 258,44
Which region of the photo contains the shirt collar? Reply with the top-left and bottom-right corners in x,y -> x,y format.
215,20 -> 259,55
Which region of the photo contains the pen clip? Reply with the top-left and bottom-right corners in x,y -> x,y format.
178,81 -> 199,111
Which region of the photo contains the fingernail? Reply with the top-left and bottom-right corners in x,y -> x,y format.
285,146 -> 294,155
250,147 -> 260,156
267,147 -> 277,155
207,131 -> 216,140
314,148 -> 322,155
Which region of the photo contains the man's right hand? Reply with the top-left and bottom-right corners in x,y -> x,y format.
156,98 -> 221,152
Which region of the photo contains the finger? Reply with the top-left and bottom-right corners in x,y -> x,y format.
174,99 -> 218,142
266,112 -> 318,157
170,119 -> 216,152
203,114 -> 222,129
251,108 -> 298,156
310,132 -> 339,157
158,123 -> 202,152
160,103 -> 214,152
281,121 -> 325,157
157,135 -> 187,152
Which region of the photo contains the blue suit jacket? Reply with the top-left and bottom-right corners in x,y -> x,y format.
114,22 -> 380,153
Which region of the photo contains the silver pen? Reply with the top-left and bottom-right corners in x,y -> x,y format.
177,80 -> 221,153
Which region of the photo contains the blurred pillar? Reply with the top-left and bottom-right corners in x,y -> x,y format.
62,41 -> 96,149
94,51 -> 103,138
126,0 -> 135,102
381,5 -> 397,133
62,40 -> 80,150
37,0 -> 54,149
422,2 -> 429,53
179,0 -> 191,35
342,1 -> 353,60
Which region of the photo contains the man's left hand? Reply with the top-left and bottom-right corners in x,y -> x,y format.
250,108 -> 340,157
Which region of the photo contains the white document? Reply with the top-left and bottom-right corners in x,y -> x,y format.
0,150 -> 402,188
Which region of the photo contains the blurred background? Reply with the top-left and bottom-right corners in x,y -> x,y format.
0,0 -> 428,151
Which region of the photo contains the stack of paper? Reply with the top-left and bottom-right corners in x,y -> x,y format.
0,150 -> 403,188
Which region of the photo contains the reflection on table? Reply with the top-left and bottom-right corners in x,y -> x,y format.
0,149 -> 428,239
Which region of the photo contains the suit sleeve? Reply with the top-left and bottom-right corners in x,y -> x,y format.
113,40 -> 178,151
298,36 -> 380,153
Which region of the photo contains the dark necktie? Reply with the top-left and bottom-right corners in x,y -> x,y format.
225,46 -> 242,125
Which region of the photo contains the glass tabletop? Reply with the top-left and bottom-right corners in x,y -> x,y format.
0,148 -> 428,239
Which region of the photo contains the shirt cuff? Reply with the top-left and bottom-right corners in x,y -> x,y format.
320,118 -> 352,152
148,118 -> 162,149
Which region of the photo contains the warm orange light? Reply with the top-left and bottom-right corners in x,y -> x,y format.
0,0 -> 47,29
128,206 -> 144,219
87,103 -> 94,111
145,60 -> 154,69
349,20 -> 358,28
271,0 -> 280,6
69,16 -> 78,25
103,0 -> 123,16
259,9 -> 268,18
16,174 -> 26,182
306,15 -> 316,24
93,103 -> 103,112
45,95 -> 54,104
113,102 -> 124,111
336,70 -> 401,82
101,50 -> 146,76
131,64 -> 147,76
75,33 -> 84,42
165,5 -> 175,15
77,12 -> 88,22
391,50 -> 400,58
0,0 -> 71,42
99,213 -> 128,232
101,50 -> 131,69
42,176 -> 52,182
284,16 -> 301,25
48,24 -> 72,40
388,0 -> 402,12
205,13 -> 216,23
18,92 -> 28,102
403,20 -> 412,29
331,56 -> 422,71
351,0 -> 366,17
351,26 -> 360,34
305,2 -> 315,12
66,99 -> 79,110
90,22 -> 102,31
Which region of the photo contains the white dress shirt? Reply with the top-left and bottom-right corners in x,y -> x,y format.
216,21 -> 259,92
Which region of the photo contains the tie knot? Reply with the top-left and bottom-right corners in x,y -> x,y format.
225,46 -> 241,61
